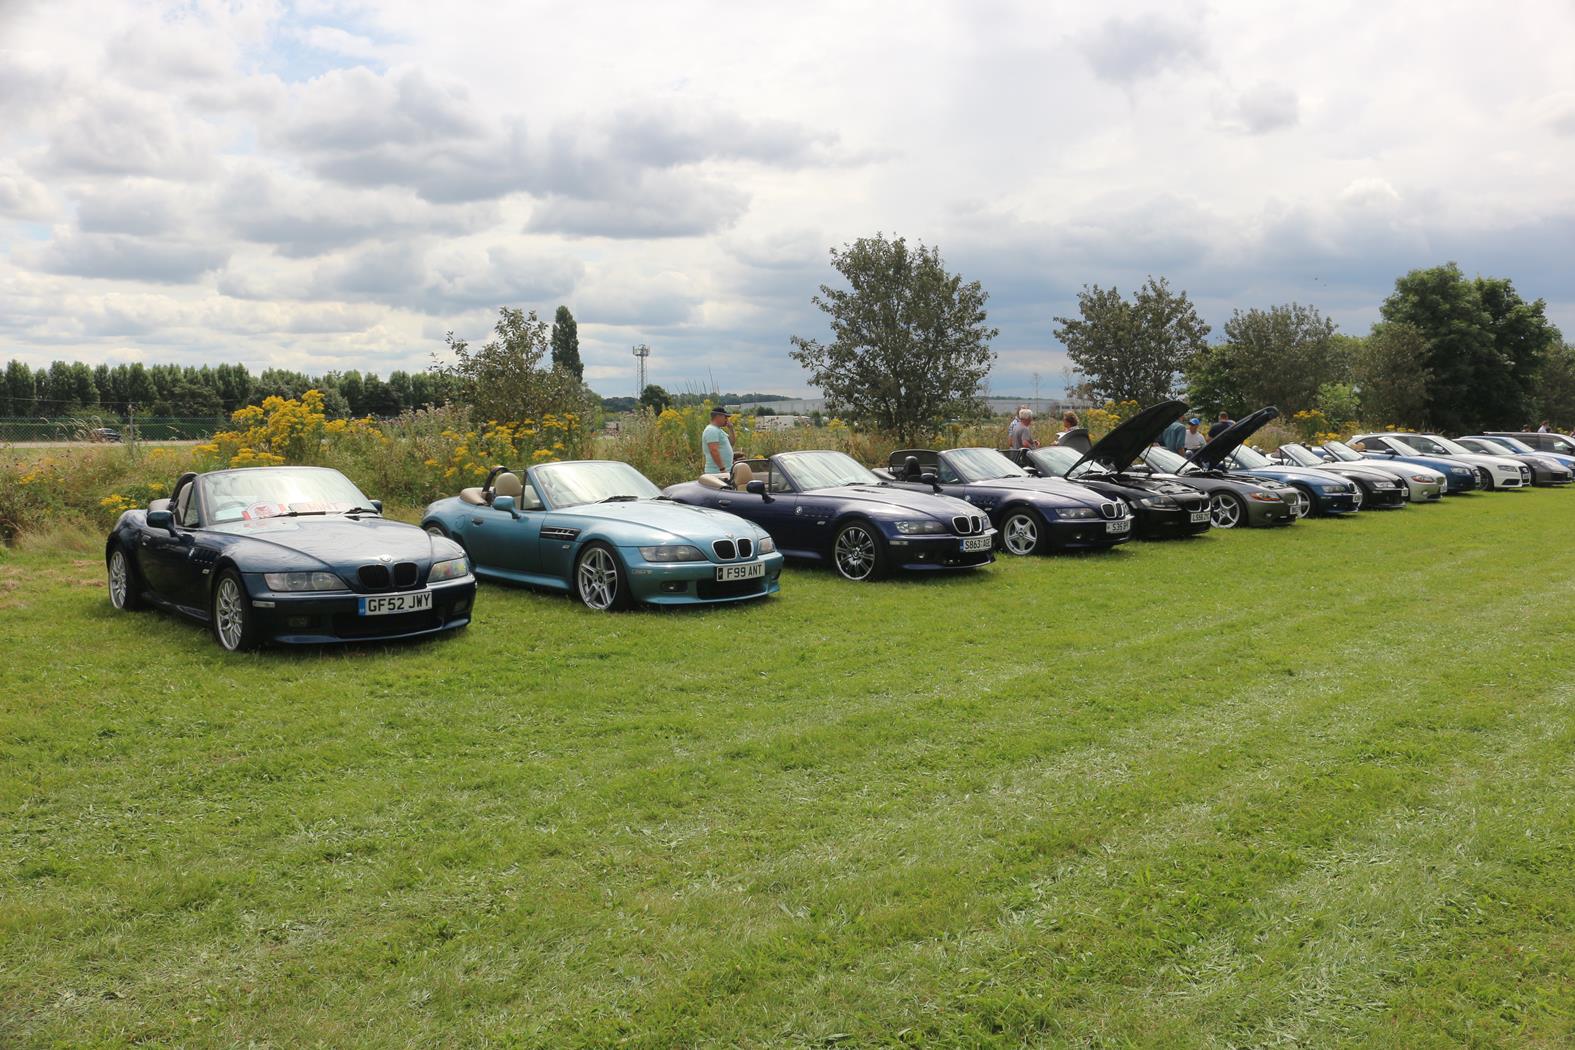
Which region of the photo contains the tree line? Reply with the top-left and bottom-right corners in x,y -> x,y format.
786,235 -> 1570,439
1,306 -> 589,421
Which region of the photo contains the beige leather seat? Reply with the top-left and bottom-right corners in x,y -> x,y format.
731,462 -> 754,488
459,488 -> 487,506
697,474 -> 725,490
493,472 -> 524,500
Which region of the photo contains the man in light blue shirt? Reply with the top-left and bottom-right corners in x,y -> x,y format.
702,406 -> 734,474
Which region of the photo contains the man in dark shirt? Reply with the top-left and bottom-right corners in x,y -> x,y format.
1208,411 -> 1233,438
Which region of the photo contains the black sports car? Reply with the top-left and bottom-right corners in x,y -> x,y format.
1001,399 -> 1212,538
1130,407 -> 1299,528
664,450 -> 996,581
874,447 -> 1132,555
105,466 -> 476,650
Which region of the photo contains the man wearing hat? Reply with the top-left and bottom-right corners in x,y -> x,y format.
1183,416 -> 1207,451
703,406 -> 735,475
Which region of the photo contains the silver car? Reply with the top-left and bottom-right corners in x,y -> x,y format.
1281,441 -> 1446,502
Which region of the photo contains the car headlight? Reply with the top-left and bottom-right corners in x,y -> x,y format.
263,571 -> 348,591
1056,507 -> 1097,519
893,520 -> 948,534
1139,496 -> 1177,508
1249,492 -> 1282,502
1452,467 -> 1472,475
638,544 -> 707,562
756,536 -> 776,554
1411,474 -> 1434,483
428,557 -> 469,582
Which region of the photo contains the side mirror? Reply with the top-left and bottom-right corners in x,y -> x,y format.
746,479 -> 773,502
370,499 -> 383,513
492,495 -> 517,516
919,471 -> 941,493
147,509 -> 175,532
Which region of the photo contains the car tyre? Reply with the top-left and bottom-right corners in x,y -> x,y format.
998,507 -> 1045,556
211,569 -> 261,652
1287,486 -> 1313,519
1209,492 -> 1246,529
106,544 -> 145,611
574,542 -> 631,611
832,520 -> 887,581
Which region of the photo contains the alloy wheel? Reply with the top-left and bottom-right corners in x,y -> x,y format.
108,549 -> 129,608
576,547 -> 619,610
1001,512 -> 1039,556
834,525 -> 877,580
1288,488 -> 1311,519
214,577 -> 247,651
1209,493 -> 1242,528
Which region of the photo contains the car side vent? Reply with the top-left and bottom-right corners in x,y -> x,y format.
713,539 -> 737,560
394,562 -> 418,588
737,538 -> 753,558
359,564 -> 391,590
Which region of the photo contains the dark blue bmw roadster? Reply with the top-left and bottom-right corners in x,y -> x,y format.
104,466 -> 476,651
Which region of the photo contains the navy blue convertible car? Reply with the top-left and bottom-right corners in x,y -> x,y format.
105,466 -> 476,651
665,450 -> 996,580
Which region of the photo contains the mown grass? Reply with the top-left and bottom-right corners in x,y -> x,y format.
3,491 -> 1574,1047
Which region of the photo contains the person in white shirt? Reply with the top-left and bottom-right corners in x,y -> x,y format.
1010,409 -> 1039,449
1182,417 -> 1206,451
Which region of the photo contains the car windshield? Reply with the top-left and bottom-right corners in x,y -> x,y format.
946,447 -> 1027,481
533,461 -> 662,508
1485,435 -> 1533,453
1279,443 -> 1320,466
1391,435 -> 1448,455
1548,437 -> 1575,454
1427,435 -> 1476,455
1231,445 -> 1272,469
203,467 -> 372,524
1324,441 -> 1363,462
1145,445 -> 1193,473
1028,445 -> 1082,477
778,451 -> 880,490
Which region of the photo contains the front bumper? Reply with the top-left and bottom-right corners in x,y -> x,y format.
1442,473 -> 1479,493
1133,504 -> 1212,538
886,531 -> 997,570
243,575 -> 476,644
1530,466 -> 1573,486
624,551 -> 785,604
1360,486 -> 1407,509
1315,491 -> 1361,515
1042,515 -> 1134,549
1406,480 -> 1445,501
1246,499 -> 1296,526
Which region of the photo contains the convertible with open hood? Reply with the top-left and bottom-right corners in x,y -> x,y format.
1130,409 -> 1298,528
1001,399 -> 1211,538
873,446 -> 1132,555
423,461 -> 784,610
1177,407 -> 1363,518
664,450 -> 995,580
105,466 -> 476,651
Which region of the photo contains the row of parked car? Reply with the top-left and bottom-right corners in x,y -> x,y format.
103,398 -> 1573,649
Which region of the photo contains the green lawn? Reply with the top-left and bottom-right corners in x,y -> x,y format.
3,492 -> 1574,1047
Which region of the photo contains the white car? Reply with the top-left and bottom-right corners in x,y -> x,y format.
1352,433 -> 1530,490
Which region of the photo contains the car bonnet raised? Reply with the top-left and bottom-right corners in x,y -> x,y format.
1188,406 -> 1280,470
1062,398 -> 1191,474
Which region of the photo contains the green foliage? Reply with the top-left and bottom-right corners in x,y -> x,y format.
1532,343 -> 1575,429
1381,263 -> 1562,432
1055,276 -> 1210,405
550,305 -> 583,381
1185,304 -> 1346,417
6,495 -> 1575,1045
790,233 -> 997,444
1313,382 -> 1361,426
1352,322 -> 1432,428
638,383 -> 671,413
435,307 -> 593,427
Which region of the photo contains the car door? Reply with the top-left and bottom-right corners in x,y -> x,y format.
463,489 -> 543,576
137,476 -> 200,604
735,462 -> 805,551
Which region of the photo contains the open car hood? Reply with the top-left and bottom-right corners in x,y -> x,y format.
1066,399 -> 1189,474
1188,406 -> 1279,470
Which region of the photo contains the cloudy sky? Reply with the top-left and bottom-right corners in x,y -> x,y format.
3,0 -> 1574,398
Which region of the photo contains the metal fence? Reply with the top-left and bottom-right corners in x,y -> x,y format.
0,417 -> 223,443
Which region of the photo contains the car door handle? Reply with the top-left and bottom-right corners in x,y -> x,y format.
717,499 -> 732,507
471,517 -> 484,525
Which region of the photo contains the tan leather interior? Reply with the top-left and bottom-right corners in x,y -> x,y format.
697,474 -> 725,489
459,487 -> 486,506
493,472 -> 524,499
731,462 -> 754,488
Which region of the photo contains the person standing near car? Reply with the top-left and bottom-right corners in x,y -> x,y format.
1007,405 -> 1028,446
1161,410 -> 1188,452
1183,417 -> 1207,451
703,406 -> 735,475
1058,411 -> 1079,441
1010,409 -> 1040,449
1209,410 -> 1233,438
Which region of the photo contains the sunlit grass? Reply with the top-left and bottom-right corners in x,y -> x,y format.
3,491 -> 1574,1047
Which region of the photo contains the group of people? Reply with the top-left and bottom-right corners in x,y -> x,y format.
1007,407 -> 1081,449
1006,405 -> 1235,453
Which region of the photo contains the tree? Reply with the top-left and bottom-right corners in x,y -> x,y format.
1054,277 -> 1209,405
1352,322 -> 1431,428
3,360 -> 35,416
1380,263 -> 1561,432
789,234 -> 997,443
1217,303 -> 1344,414
435,306 -> 591,424
639,384 -> 671,413
1532,343 -> 1575,429
550,305 -> 583,381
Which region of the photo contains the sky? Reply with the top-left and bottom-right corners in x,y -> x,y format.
2,0 -> 1574,399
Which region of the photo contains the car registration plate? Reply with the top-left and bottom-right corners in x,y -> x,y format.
359,591 -> 433,616
1190,510 -> 1210,523
961,535 -> 992,552
716,561 -> 765,582
1106,518 -> 1132,534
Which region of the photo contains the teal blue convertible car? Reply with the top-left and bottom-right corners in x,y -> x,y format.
421,460 -> 785,610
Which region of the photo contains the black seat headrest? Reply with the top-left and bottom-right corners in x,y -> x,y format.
903,455 -> 923,480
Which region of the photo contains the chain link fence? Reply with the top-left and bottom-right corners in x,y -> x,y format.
0,416 -> 224,443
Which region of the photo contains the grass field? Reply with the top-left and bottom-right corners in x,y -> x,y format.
3,491 -> 1575,1047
